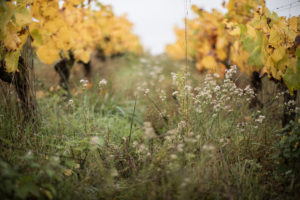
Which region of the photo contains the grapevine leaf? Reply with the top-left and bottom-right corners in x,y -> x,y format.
246,24 -> 257,40
229,25 -> 241,36
288,17 -> 298,32
4,50 -> 20,72
0,2 -> 14,40
248,46 -> 263,68
74,49 -> 91,63
271,47 -> 285,63
296,49 -> 300,58
201,56 -> 217,70
239,24 -> 247,35
217,49 -> 227,60
283,63 -> 300,93
15,5 -> 32,27
44,20 -> 60,33
0,0 -> 6,11
36,43 -> 60,64
30,29 -> 43,46
268,11 -> 279,23
269,28 -> 281,47
4,22 -> 21,50
241,36 -> 255,53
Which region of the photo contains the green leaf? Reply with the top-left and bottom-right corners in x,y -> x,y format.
30,29 -> 43,45
241,36 -> 255,52
239,24 -> 247,36
4,50 -> 20,72
248,46 -> 263,68
0,2 -> 14,40
0,0 -> 6,11
283,63 -> 300,93
296,49 -> 300,58
242,31 -> 263,68
0,45 -> 4,60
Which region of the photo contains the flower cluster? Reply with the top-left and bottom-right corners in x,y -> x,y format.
80,79 -> 89,87
99,79 -> 107,88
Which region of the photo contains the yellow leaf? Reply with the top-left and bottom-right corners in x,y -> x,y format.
201,56 -> 217,70
286,30 -> 297,47
30,2 -> 40,19
15,5 -> 32,27
44,20 -> 60,33
74,49 -> 91,63
4,22 -> 21,50
19,32 -> 29,49
265,56 -> 274,77
65,0 -> 84,6
44,190 -> 53,200
228,25 -> 241,36
36,43 -> 60,64
55,27 -> 74,50
247,24 -> 257,40
271,47 -> 285,63
42,5 -> 59,18
288,17 -> 298,32
216,37 -> 227,49
217,49 -> 227,60
5,51 -> 20,72
64,169 -> 72,176
269,28 -> 281,47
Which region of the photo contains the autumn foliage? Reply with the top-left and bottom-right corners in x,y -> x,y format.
0,0 -> 142,71
166,0 -> 300,92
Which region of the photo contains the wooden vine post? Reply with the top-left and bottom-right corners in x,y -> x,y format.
18,36 -> 36,120
0,36 -> 36,122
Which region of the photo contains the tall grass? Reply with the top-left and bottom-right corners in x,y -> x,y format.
0,55 -> 299,200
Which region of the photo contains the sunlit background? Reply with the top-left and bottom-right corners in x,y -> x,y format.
102,0 -> 300,55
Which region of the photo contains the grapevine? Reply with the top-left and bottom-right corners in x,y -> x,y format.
0,0 -> 142,119
166,0 -> 300,92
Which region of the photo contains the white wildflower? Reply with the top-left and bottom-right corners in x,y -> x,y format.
255,115 -> 265,124
172,91 -> 179,96
171,72 -> 177,83
133,141 -> 138,148
143,122 -> 155,139
90,136 -> 100,146
99,79 -> 107,87
68,99 -> 74,106
202,144 -> 216,151
177,121 -> 186,130
80,79 -> 88,87
184,85 -> 192,92
140,58 -> 147,63
214,85 -> 220,92
144,88 -> 150,96
213,73 -> 220,78
111,169 -> 119,177
177,143 -> 184,152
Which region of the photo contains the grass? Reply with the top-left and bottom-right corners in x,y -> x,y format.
0,54 -> 300,200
